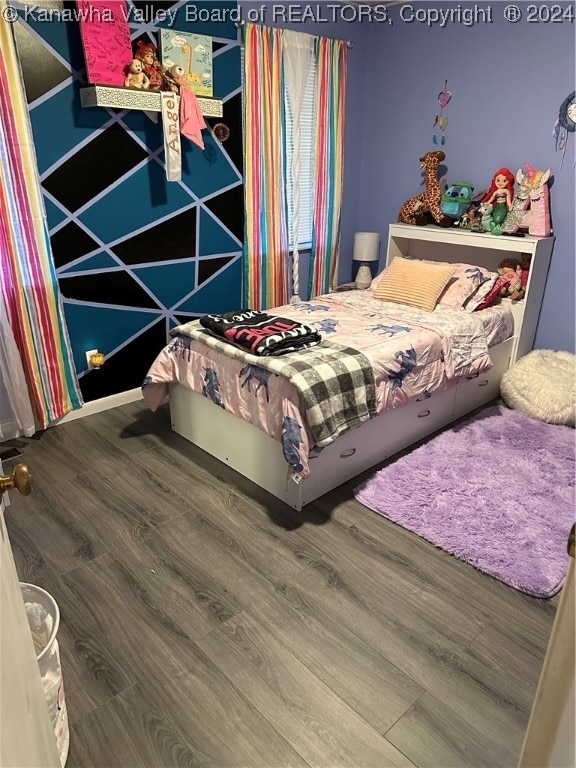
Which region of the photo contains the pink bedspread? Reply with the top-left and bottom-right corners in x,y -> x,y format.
143,292 -> 513,478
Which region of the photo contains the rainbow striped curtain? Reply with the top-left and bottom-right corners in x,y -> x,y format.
308,37 -> 347,298
0,8 -> 82,430
243,23 -> 290,310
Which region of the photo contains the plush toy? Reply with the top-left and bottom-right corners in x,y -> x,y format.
397,150 -> 452,227
458,203 -> 483,232
497,258 -> 523,297
163,65 -> 186,93
502,165 -> 552,237
479,202 -> 494,232
441,181 -> 474,220
125,59 -> 150,89
508,255 -> 530,301
482,167 -> 515,225
475,258 -> 523,310
134,40 -> 164,91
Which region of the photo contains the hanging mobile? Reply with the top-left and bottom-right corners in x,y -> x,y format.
433,80 -> 451,145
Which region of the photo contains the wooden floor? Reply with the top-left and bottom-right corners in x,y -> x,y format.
3,400 -> 558,768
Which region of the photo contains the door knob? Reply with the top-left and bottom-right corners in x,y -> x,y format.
0,463 -> 32,498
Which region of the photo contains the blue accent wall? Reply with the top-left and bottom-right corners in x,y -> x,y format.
14,0 -> 243,402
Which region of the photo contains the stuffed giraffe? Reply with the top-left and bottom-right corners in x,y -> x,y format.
398,151 -> 453,227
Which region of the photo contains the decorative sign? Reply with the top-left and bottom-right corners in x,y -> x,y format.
77,0 -> 132,86
161,91 -> 182,182
160,30 -> 213,97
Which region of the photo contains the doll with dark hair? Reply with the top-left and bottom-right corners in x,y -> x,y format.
483,168 -> 515,226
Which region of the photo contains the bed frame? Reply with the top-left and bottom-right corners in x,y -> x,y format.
170,224 -> 554,510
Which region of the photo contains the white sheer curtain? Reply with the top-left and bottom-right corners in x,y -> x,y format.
282,29 -> 314,303
0,295 -> 35,439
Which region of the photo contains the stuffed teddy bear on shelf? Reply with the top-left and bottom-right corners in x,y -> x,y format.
124,59 -> 150,89
163,65 -> 186,94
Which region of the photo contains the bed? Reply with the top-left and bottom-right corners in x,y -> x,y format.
143,224 -> 554,510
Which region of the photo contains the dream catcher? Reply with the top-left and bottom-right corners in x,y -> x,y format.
433,80 -> 451,145
553,91 -> 576,167
213,122 -> 230,143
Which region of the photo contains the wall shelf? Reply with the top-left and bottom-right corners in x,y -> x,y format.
79,85 -> 223,117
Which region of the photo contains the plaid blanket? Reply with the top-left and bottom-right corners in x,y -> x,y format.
171,321 -> 377,447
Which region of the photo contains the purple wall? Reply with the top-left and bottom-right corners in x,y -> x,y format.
240,1 -> 574,352
357,2 -> 575,353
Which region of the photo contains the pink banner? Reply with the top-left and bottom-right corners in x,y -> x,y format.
77,0 -> 132,86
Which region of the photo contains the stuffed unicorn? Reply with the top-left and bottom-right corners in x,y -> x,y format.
502,164 -> 552,237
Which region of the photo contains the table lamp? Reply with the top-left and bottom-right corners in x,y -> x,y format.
353,232 -> 381,289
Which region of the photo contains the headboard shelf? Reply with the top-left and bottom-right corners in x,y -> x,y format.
388,223 -> 551,257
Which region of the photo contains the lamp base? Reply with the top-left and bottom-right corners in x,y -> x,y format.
355,262 -> 372,290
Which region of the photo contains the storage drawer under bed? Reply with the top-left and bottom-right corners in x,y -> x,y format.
452,337 -> 514,420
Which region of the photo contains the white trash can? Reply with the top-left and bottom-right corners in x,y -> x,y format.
20,583 -> 69,767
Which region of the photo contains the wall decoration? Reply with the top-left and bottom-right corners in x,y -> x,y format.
432,80 -> 451,145
161,91 -> 182,181
553,91 -> 576,167
77,0 -> 132,86
213,123 -> 230,142
160,30 -> 213,97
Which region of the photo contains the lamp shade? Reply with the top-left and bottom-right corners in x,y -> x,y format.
353,232 -> 380,262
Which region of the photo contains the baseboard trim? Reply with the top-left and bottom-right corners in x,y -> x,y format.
53,388 -> 144,426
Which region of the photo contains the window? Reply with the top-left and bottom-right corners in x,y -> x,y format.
241,44 -> 316,250
284,58 -> 316,250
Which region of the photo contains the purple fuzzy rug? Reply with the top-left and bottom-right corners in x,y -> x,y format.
354,405 -> 575,597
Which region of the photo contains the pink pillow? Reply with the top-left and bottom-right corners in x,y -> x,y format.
441,264 -> 497,311
371,260 -> 496,313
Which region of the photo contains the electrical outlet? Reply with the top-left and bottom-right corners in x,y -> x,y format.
86,349 -> 98,371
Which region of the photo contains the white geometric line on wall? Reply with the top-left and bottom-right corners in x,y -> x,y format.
107,200 -> 199,249
170,257 -> 242,315
39,108 -> 129,182
62,298 -> 163,313
197,250 -> 240,261
113,120 -> 243,249
223,86 -> 242,103
192,187 -> 243,248
57,264 -> 126,277
45,90 -> 240,258
116,108 -> 242,201
58,247 -> 198,276
171,251 -> 242,312
53,178 -> 240,276
13,8 -> 75,71
28,76 -> 75,111
169,251 -> 243,312
44,187 -> 167,311
204,124 -> 242,180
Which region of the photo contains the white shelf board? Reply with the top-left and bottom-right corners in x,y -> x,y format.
388,223 -> 550,254
79,85 -> 223,118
